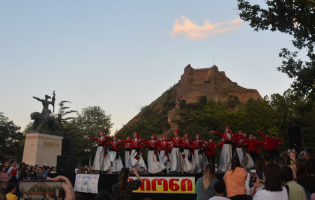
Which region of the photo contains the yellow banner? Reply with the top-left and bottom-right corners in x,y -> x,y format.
129,176 -> 195,194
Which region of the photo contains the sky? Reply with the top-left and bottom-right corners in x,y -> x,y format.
0,0 -> 300,134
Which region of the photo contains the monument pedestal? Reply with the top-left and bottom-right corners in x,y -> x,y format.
22,130 -> 63,166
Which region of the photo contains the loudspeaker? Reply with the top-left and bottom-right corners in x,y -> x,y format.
288,125 -> 304,149
57,155 -> 75,173
62,139 -> 74,155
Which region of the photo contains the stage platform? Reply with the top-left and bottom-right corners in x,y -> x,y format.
49,171 -> 225,200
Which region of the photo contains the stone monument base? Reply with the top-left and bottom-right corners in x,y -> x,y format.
22,130 -> 63,166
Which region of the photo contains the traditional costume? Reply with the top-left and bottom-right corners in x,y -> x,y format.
213,127 -> 242,172
192,135 -> 208,172
121,132 -> 146,171
104,136 -> 124,173
258,130 -> 283,159
87,131 -> 112,171
158,136 -> 170,171
207,142 -> 218,166
142,135 -> 166,174
235,136 -> 254,169
243,137 -> 264,164
166,130 -> 193,173
119,136 -> 133,168
180,134 -> 196,173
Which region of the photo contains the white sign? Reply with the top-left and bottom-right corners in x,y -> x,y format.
74,174 -> 99,194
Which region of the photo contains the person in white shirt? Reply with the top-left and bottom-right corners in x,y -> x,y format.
209,180 -> 230,200
250,163 -> 288,200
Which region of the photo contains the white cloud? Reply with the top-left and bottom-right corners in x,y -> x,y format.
169,16 -> 244,40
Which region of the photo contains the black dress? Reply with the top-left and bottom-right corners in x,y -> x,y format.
111,179 -> 142,200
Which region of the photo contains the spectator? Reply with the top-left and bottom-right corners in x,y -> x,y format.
305,148 -> 315,160
111,167 -> 142,200
308,158 -> 315,175
84,166 -> 89,174
7,161 -> 19,180
50,167 -> 56,173
209,180 -> 230,200
4,161 -> 9,173
223,156 -> 248,200
88,167 -> 95,174
274,156 -> 286,168
20,167 -> 28,180
77,167 -> 84,174
44,167 -> 50,178
251,163 -> 288,200
36,167 -> 46,180
29,166 -> 35,180
95,190 -> 111,200
263,151 -> 273,165
249,157 -> 264,188
9,169 -> 18,185
296,158 -> 315,194
281,166 -> 306,200
0,165 -> 9,199
34,165 -> 39,173
196,164 -> 218,200
5,183 -> 17,200
281,152 -> 296,179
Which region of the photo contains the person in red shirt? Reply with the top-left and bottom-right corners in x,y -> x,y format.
243,134 -> 264,163
207,138 -> 218,166
158,136 -> 170,172
119,136 -> 133,169
235,132 -> 254,169
218,138 -> 225,149
84,130 -> 112,172
192,134 -> 208,172
271,134 -> 283,157
258,130 -> 283,159
104,136 -> 123,173
180,134 -> 196,173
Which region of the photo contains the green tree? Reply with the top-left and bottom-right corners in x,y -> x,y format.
238,0 -> 315,98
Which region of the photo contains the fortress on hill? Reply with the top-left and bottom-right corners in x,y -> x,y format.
176,64 -> 262,104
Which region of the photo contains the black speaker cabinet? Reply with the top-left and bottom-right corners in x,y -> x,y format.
288,125 -> 304,149
62,139 -> 74,155
57,155 -> 75,173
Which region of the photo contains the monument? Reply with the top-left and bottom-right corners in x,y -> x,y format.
22,91 -> 63,166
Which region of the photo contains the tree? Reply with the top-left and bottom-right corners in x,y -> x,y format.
57,101 -> 78,139
238,0 -> 315,98
0,113 -> 24,162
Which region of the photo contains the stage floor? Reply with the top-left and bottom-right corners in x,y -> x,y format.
49,171 -> 226,200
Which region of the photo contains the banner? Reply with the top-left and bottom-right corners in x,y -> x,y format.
129,176 -> 195,194
74,174 -> 99,194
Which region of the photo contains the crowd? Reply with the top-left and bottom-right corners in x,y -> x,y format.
195,147 -> 315,200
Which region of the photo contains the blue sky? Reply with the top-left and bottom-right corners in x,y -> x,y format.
0,1 -> 298,134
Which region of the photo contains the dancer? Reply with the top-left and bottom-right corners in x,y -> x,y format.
208,138 -> 218,166
209,126 -> 242,172
121,132 -> 146,171
119,136 -> 133,169
218,138 -> 225,149
272,134 -> 283,157
142,135 -> 165,174
180,134 -> 196,173
258,130 -> 283,159
104,136 -> 123,173
158,136 -> 170,172
243,134 -> 264,163
138,143 -> 148,172
192,134 -> 209,173
84,130 -> 112,172
235,132 -> 254,169
165,130 -> 193,173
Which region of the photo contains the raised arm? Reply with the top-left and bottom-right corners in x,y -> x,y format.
33,96 -> 43,102
140,138 -> 146,142
256,140 -> 265,145
121,139 -> 132,143
84,136 -> 99,141
210,131 -> 224,137
258,130 -> 266,140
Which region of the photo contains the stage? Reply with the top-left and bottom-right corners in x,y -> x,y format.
49,171 -> 225,200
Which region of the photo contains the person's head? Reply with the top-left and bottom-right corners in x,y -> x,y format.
296,158 -> 311,178
118,168 -> 130,190
95,190 -> 111,200
274,156 -> 286,168
162,136 -> 167,141
0,165 -> 6,172
84,166 -> 88,170
22,167 -> 27,174
265,132 -> 270,138
30,166 -> 34,172
38,167 -> 42,173
225,126 -> 231,133
255,157 -> 265,170
214,180 -> 226,195
305,147 -> 314,160
249,134 -> 253,140
113,136 -> 117,141
280,152 -> 291,165
174,130 -> 179,137
150,135 -> 155,140
10,160 -> 16,167
288,149 -> 297,162
127,136 -> 131,140
134,132 -> 139,138
204,140 -> 209,145
7,182 -> 16,193
308,158 -> 315,175
4,161 -> 9,168
263,163 -> 283,192
209,138 -> 213,143
253,135 -> 257,140
281,166 -> 293,184
231,156 -> 241,173
46,167 -> 50,172
35,165 -> 39,170
99,130 -> 105,137
272,134 -> 276,138
263,151 -> 272,164
196,134 -> 200,139
203,164 -> 216,189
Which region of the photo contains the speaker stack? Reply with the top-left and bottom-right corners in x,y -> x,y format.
57,139 -> 75,173
288,125 -> 304,152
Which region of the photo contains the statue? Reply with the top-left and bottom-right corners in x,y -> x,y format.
31,91 -> 61,132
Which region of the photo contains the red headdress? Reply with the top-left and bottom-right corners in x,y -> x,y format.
134,132 -> 139,138
151,134 -> 157,140
185,134 -> 189,138
127,136 -> 131,140
225,126 -> 231,133
162,136 -> 167,140
174,129 -> 179,134
113,136 -> 117,140
100,130 -> 105,134
196,134 -> 200,138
